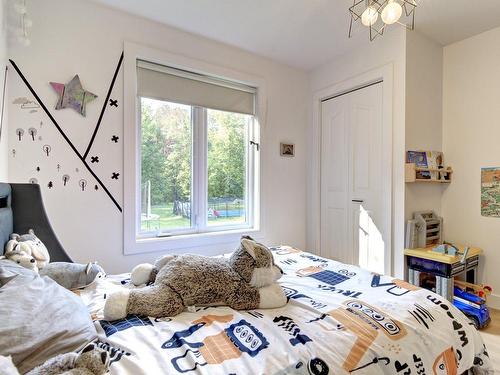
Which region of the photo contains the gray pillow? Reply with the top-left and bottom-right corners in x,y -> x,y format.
0,260 -> 96,373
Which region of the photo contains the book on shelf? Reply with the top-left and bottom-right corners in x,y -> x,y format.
406,151 -> 430,179
406,150 -> 444,180
426,151 -> 443,180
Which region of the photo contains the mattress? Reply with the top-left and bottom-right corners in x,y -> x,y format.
78,246 -> 493,374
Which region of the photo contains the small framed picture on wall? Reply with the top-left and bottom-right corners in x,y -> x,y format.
280,143 -> 295,157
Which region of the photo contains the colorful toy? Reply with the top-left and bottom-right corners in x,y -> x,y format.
405,243 -> 492,330
405,244 -> 482,301
453,286 -> 491,329
454,279 -> 492,300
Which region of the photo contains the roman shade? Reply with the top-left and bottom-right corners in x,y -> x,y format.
137,60 -> 256,115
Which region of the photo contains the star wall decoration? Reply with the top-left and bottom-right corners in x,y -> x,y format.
9,52 -> 124,212
50,75 -> 98,117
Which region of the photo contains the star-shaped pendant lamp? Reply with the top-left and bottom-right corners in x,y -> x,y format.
50,75 -> 98,117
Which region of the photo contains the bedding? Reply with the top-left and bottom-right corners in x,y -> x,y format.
0,260 -> 97,374
78,247 -> 493,374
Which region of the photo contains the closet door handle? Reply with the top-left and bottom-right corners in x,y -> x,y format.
352,199 -> 364,203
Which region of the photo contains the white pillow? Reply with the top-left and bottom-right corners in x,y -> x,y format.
0,260 -> 96,373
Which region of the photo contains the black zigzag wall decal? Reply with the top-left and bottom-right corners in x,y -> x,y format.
9,52 -> 124,212
0,66 -> 7,140
84,52 -> 123,159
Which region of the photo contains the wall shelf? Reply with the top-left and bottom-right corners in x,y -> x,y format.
405,163 -> 453,183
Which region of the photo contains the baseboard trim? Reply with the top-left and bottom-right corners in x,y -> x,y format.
487,293 -> 500,310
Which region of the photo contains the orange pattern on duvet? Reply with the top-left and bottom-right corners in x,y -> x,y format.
433,347 -> 458,375
296,266 -> 324,277
392,279 -> 420,292
328,300 -> 407,372
199,331 -> 241,364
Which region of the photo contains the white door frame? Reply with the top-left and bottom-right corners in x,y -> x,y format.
311,63 -> 394,275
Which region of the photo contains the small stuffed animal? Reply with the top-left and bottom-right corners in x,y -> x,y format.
104,236 -> 287,320
40,262 -> 105,290
1,245 -> 38,272
25,343 -> 110,375
6,230 -> 50,270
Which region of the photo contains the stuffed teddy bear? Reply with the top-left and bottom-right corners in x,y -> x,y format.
40,262 -> 105,290
24,343 -> 109,375
103,236 -> 287,320
1,245 -> 38,272
6,230 -> 50,270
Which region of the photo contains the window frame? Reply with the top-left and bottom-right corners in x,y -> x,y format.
123,42 -> 265,255
137,103 -> 255,238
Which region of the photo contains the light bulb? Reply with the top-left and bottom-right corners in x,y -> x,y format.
361,6 -> 379,27
381,0 -> 402,25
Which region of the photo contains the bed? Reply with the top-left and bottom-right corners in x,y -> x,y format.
0,183 -> 493,374
78,246 -> 493,375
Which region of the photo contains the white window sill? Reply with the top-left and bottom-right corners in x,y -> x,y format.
124,228 -> 262,256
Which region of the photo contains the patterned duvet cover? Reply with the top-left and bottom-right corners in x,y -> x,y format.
78,246 -> 493,374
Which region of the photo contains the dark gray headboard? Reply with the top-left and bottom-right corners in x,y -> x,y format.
0,184 -> 13,249
0,182 -> 72,262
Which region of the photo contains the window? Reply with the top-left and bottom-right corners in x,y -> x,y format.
136,60 -> 258,239
140,99 -> 193,233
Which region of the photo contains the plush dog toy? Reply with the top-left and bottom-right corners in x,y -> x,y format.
40,262 -> 105,290
1,246 -> 38,272
25,343 -> 110,375
6,230 -> 50,270
3,230 -> 104,289
104,236 -> 287,320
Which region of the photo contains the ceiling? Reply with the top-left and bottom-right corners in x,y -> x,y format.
90,0 -> 500,70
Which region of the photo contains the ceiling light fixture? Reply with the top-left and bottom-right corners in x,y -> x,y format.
349,0 -> 417,41
361,6 -> 379,27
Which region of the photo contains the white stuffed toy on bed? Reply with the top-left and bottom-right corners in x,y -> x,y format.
5,229 -> 50,270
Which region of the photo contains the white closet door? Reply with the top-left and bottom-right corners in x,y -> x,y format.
320,82 -> 388,274
320,92 -> 351,265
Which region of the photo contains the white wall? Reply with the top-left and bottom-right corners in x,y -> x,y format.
0,0 -> 7,181
442,26 -> 500,308
308,29 -> 407,277
7,0 -> 309,273
404,31 -> 443,221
